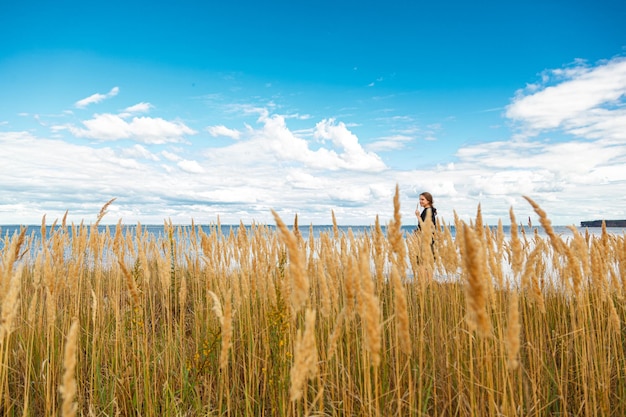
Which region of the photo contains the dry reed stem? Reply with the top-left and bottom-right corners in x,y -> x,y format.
344,256 -> 357,315
509,207 -> 523,278
568,226 -> 591,280
387,184 -> 406,273
117,259 -> 142,307
220,292 -> 233,370
506,293 -> 521,370
271,210 -> 309,315
358,246 -> 382,367
95,198 -> 116,227
290,309 -> 318,401
524,196 -> 583,295
208,290 -> 224,325
0,226 -> 26,300
461,224 -> 491,336
293,213 -> 302,244
317,266 -> 332,318
60,318 -> 79,417
373,215 -> 385,288
520,241 -> 546,313
0,265 -> 22,341
523,196 -> 561,251
327,307 -> 346,360
391,263 -> 411,355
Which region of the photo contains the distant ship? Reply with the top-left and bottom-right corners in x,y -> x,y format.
580,219 -> 626,227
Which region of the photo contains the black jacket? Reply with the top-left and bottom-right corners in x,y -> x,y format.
418,207 -> 437,229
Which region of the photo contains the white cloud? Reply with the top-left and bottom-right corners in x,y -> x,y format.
208,113 -> 387,173
506,57 -> 626,141
207,125 -> 241,139
64,113 -> 196,144
367,134 -> 414,151
119,102 -> 153,117
313,118 -> 386,171
121,144 -> 160,161
178,159 -> 204,173
75,86 -> 120,108
161,150 -> 181,161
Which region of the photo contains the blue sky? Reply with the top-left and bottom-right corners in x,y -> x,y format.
1,0 -> 625,227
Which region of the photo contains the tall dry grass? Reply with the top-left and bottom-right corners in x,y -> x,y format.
1,192 -> 626,416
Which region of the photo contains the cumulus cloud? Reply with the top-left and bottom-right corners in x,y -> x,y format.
178,159 -> 204,173
75,86 -> 120,108
210,113 -> 387,172
207,125 -> 241,139
64,113 -> 196,144
506,57 -> 626,141
161,150 -> 181,161
121,144 -> 160,161
313,118 -> 386,171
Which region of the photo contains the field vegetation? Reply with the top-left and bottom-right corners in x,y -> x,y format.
1,189 -> 626,416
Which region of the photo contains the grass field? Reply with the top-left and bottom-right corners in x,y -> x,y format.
1,190 -> 625,416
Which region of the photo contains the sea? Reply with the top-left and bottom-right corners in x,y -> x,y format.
1,223 -> 624,252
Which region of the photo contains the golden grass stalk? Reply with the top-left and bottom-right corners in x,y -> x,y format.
358,246 -> 382,367
387,184 -> 406,273
290,309 -> 318,401
95,198 -> 116,227
509,207 -> 523,278
524,195 -> 583,295
59,318 -> 79,417
0,226 -> 26,300
208,290 -> 233,370
293,213 -> 302,244
208,290 -> 224,326
272,209 -> 309,315
0,265 -> 22,342
220,292 -> 233,371
461,224 -> 491,336
326,307 -> 346,360
474,203 -> 484,236
506,293 -> 521,370
523,196 -> 561,251
391,263 -> 411,355
117,259 -> 142,307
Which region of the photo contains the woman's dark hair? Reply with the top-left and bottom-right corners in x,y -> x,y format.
420,192 -> 437,214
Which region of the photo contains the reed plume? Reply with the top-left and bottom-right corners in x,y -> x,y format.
509,207 -> 523,278
524,196 -> 582,295
327,307 -> 346,360
60,318 -> 79,417
220,292 -> 233,370
95,198 -> 116,227
208,291 -> 224,325
272,209 -> 309,315
461,224 -> 491,336
290,309 -> 318,401
358,246 -> 382,367
391,263 -> 411,354
387,184 -> 406,273
506,293 -> 521,370
0,265 -> 22,342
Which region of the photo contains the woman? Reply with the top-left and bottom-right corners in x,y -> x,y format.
415,192 -> 437,229
414,191 -> 437,263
